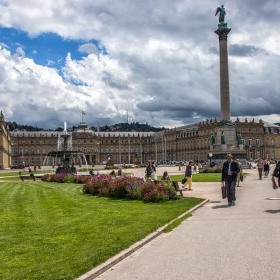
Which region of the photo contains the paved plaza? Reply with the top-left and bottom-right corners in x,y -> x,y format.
78,165 -> 280,280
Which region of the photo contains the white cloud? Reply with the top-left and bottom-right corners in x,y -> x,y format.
0,0 -> 280,129
16,47 -> 25,56
78,43 -> 99,56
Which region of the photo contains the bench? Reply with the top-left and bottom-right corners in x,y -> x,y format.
19,174 -> 36,181
172,181 -> 184,196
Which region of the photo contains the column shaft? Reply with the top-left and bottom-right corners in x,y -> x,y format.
219,40 -> 230,120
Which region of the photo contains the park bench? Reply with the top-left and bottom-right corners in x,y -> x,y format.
172,181 -> 184,196
19,173 -> 36,181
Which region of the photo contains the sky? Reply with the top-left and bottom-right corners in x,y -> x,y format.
0,0 -> 280,130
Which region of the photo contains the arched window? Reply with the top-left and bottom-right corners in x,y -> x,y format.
249,138 -> 252,147
249,150 -> 253,160
256,138 -> 260,147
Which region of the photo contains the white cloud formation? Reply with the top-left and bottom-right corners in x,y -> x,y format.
0,0 -> 280,129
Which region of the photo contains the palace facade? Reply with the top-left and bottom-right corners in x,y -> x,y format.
8,117 -> 280,169
0,111 -> 12,169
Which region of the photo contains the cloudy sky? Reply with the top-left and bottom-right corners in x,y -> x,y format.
0,0 -> 279,129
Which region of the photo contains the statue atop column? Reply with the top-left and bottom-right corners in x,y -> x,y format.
215,5 -> 226,23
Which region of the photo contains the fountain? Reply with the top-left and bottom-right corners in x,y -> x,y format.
44,122 -> 88,173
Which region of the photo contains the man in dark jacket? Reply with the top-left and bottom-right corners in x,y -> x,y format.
222,154 -> 240,206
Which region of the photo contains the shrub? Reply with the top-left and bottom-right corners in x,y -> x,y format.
64,175 -> 76,183
83,175 -> 113,195
41,173 -> 68,183
75,175 -> 88,184
141,181 -> 169,203
107,177 -> 138,198
126,178 -> 145,200
200,167 -> 222,173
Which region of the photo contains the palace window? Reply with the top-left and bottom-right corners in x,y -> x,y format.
249,150 -> 253,160
256,138 -> 260,147
248,138 -> 252,147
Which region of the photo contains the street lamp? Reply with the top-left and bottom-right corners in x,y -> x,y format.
209,153 -> 213,167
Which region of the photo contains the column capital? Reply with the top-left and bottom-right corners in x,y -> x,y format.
214,22 -> 231,41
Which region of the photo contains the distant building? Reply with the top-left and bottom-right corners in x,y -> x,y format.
9,118 -> 280,167
0,111 -> 12,169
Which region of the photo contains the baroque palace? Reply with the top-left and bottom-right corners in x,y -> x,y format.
1,114 -> 279,170
0,111 -> 12,169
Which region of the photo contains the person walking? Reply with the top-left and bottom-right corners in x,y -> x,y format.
145,161 -> 156,179
271,161 -> 280,188
222,154 -> 240,206
264,160 -> 270,178
257,158 -> 264,180
183,160 -> 193,191
236,158 -> 243,187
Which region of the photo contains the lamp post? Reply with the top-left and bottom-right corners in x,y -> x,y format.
209,153 -> 213,167
135,152 -> 140,164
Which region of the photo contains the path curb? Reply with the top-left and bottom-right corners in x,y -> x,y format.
76,198 -> 209,280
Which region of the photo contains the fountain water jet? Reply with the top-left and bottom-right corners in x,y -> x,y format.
44,122 -> 88,173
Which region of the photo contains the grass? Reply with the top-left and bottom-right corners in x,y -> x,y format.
158,173 -> 223,182
164,212 -> 192,233
161,172 -> 248,183
0,181 -> 204,280
0,170 -> 54,177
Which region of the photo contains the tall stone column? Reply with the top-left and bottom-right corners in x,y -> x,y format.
215,22 -> 231,121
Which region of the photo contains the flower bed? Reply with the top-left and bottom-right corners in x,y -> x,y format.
83,176 -> 179,202
41,173 -> 90,183
41,173 -> 179,202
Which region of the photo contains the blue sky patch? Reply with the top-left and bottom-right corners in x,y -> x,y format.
0,27 -> 103,69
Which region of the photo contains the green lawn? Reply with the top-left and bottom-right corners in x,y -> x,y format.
0,181 -> 203,280
165,173 -> 223,182
0,170 -> 54,177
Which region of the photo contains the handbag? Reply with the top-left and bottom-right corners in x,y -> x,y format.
240,174 -> 244,182
221,182 -> 226,199
181,177 -> 187,184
